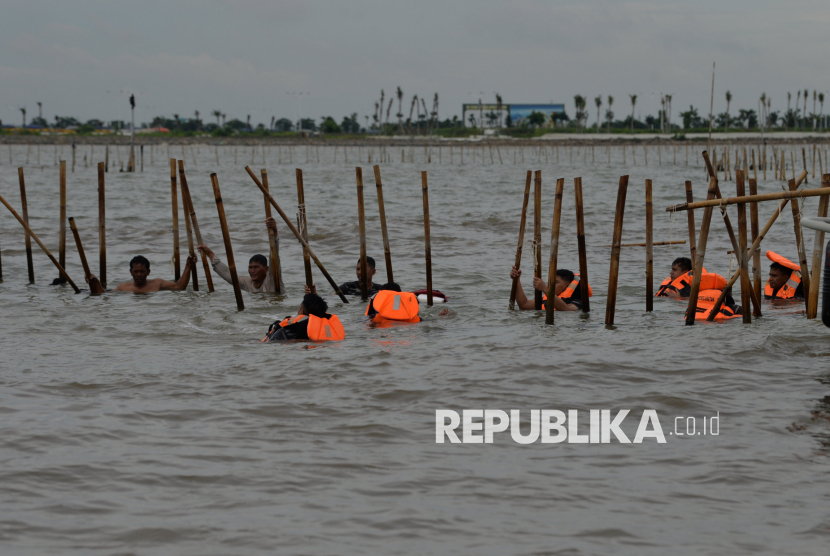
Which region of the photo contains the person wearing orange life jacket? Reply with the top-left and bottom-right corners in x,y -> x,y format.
682,272 -> 742,321
509,265 -> 591,311
764,251 -> 804,300
656,257 -> 698,299
365,283 -> 421,323
261,293 -> 345,342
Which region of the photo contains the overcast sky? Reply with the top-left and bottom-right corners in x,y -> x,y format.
1,0 -> 828,127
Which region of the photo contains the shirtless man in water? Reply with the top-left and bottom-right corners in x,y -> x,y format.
88,255 -> 195,293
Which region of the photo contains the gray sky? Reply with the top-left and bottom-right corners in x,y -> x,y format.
2,0 -> 828,127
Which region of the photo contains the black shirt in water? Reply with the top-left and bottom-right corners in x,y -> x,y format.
338,280 -> 380,297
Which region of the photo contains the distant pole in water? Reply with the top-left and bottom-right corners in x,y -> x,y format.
295,168 -> 314,290
736,170 -> 752,323
605,175 -> 629,326
807,174 -> 830,319
170,159 -> 181,281
645,179 -> 654,312
533,170 -> 543,310
59,160 -> 67,273
373,165 -> 394,283
97,162 -> 107,286
261,169 -> 283,294
356,167 -> 369,300
545,178 -> 565,325
687,175 -> 719,326
574,176 -> 590,312
210,174 -> 244,311
684,181 -> 697,268
421,171 -> 433,306
17,168 -> 34,283
509,171 -> 532,310
179,160 -> 214,292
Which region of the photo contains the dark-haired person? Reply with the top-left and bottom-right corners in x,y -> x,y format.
337,256 -> 380,297
509,266 -> 590,311
764,250 -> 805,300
656,257 -> 697,299
261,293 -> 345,341
88,254 -> 196,293
197,218 -> 284,293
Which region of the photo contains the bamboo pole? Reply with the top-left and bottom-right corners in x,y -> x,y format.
295,168 -> 314,289
574,176 -> 590,313
509,171 -> 533,310
807,174 -> 830,319
244,167 -> 348,303
178,160 -> 214,292
421,171 -> 433,306
686,176 -> 719,325
97,162 -> 107,286
210,174 -> 244,310
802,147 -> 808,184
604,240 -> 686,247
17,168 -> 35,283
261,169 -> 282,294
533,170 -> 542,310
684,181 -> 697,267
179,163 -> 199,292
545,178 -> 565,325
605,175 -> 629,326
736,170 -> 751,322
666,180 -> 824,211
788,176 -> 811,311
68,217 -> 92,282
59,160 -> 66,272
0,193 -> 79,293
748,178 -> 762,302
356,167 -> 369,300
170,159 -> 181,281
645,179 -> 654,311
373,165 -> 394,283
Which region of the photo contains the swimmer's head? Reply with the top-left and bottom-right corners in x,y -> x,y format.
555,269 -> 574,296
355,256 -> 376,281
670,257 -> 692,280
379,282 -> 401,292
300,293 -> 328,318
768,262 -> 793,290
129,256 -> 151,286
248,254 -> 269,282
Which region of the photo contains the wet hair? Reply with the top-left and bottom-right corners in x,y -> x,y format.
770,262 -> 793,276
379,282 -> 401,292
130,255 -> 150,271
672,257 -> 693,272
302,293 -> 328,317
249,254 -> 268,267
356,256 -> 376,269
556,269 -> 575,283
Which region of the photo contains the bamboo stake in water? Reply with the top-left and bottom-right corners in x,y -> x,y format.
210,174 -> 244,310
244,167 -> 348,303
736,170 -> 752,323
97,162 -> 107,286
807,174 -> 830,319
748,178 -> 762,302
509,171 -> 532,310
170,159 -> 181,280
68,217 -> 92,282
545,178 -> 565,325
684,181 -> 697,268
59,160 -> 66,272
533,170 -> 542,310
17,168 -> 34,283
295,168 -> 314,289
788,176 -> 811,311
179,163 -> 199,292
178,160 -> 214,292
421,171 -> 433,306
373,165 -> 394,283
605,175 -> 629,325
356,167 -> 369,300
261,169 -> 282,294
574,176 -> 590,312
686,175 -> 719,325
645,178 -> 654,311
0,193 -> 79,293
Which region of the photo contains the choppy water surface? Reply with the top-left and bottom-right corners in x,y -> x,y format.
1,143 -> 829,555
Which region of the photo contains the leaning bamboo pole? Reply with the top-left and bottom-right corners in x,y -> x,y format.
17,168 -> 34,283
788,176 -> 811,311
295,168 -> 314,290
807,174 -> 830,319
210,174 -> 244,310
545,178 -> 565,325
574,176 -> 590,313
261,169 -> 283,294
666,183 -> 830,211
509,171 -> 532,310
605,175 -> 629,326
686,175 -> 719,325
68,217 -> 92,282
0,193 -> 80,293
373,165 -> 394,283
179,161 -> 214,292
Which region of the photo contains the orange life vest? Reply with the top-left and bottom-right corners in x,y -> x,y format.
690,289 -> 740,321
541,272 -> 592,310
656,266 -> 708,297
306,314 -> 345,341
764,250 -> 802,299
365,290 -> 420,323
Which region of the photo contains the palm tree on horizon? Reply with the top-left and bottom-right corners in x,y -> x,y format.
606,96 -> 614,133
20,107 -> 26,127
725,91 -> 732,132
629,94 -> 637,133
594,96 -> 602,133
396,87 -> 403,135
213,110 -> 221,126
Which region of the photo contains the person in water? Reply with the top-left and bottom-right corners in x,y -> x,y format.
87,254 -> 196,294
197,217 -> 284,293
509,266 -> 587,311
656,257 -> 695,299
764,251 -> 804,300
261,293 -> 345,341
338,256 -> 380,296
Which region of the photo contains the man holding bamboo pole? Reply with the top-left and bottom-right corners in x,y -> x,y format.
509,265 -> 586,312
87,254 -> 196,294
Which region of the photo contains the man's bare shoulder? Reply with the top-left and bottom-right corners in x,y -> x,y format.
113,279 -> 167,293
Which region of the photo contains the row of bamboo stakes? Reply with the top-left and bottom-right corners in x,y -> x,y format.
0,159 -> 438,310
5,143 -> 830,175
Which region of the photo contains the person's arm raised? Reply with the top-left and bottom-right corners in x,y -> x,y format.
161,255 -> 196,290
510,266 -> 535,310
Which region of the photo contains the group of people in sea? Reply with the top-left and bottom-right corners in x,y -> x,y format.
509,248 -> 806,321
83,217 -> 448,342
